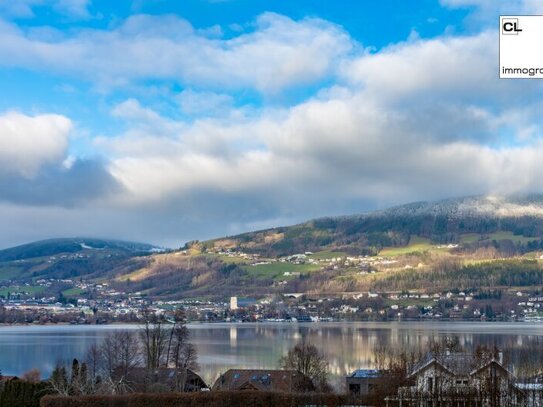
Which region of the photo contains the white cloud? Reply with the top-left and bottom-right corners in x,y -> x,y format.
91,28 -> 543,214
177,89 -> 233,116
4,11 -> 543,246
0,111 -> 71,177
342,32 -> 500,101
0,12 -> 353,93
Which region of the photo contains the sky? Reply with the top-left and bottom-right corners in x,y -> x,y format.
1,0 -> 543,249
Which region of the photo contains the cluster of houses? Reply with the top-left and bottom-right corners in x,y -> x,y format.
2,351 -> 543,405
1,368 -> 316,396
347,352 -> 543,406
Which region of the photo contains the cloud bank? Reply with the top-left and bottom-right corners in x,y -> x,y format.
1,5 -> 543,248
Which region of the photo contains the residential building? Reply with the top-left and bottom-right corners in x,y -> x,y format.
386,352 -> 526,406
212,369 -> 314,393
346,369 -> 382,396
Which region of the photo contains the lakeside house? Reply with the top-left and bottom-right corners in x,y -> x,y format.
212,369 -> 314,392
112,367 -> 208,393
346,369 -> 382,396
0,375 -> 18,392
386,352 -> 526,406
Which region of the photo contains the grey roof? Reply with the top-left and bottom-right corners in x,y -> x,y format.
350,369 -> 381,378
410,353 -> 475,377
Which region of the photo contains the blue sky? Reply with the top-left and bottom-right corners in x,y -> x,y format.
0,0 -> 541,248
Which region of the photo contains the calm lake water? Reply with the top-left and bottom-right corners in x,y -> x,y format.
1,322 -> 542,389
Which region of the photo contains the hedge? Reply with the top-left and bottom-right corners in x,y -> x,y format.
40,392 -> 366,407
0,380 -> 52,407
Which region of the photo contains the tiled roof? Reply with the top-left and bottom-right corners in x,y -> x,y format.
213,369 -> 314,392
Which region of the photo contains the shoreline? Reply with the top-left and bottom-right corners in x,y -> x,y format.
0,319 -> 541,329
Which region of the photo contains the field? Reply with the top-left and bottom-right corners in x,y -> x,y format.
460,231 -> 539,244
243,262 -> 321,280
0,285 -> 46,297
62,287 -> 84,297
379,236 -> 434,257
0,266 -> 21,280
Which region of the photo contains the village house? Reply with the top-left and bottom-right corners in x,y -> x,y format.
0,375 -> 18,392
112,367 -> 208,393
386,352 -> 526,406
346,369 -> 382,396
212,369 -> 314,393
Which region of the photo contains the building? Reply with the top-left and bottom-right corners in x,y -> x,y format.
386,352 -> 526,406
0,375 -> 18,392
212,369 -> 314,393
229,297 -> 257,311
112,367 -> 208,393
346,369 -> 382,396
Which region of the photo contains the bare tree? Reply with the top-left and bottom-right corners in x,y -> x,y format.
140,311 -> 169,369
116,331 -> 140,377
48,362 -> 71,396
280,341 -> 330,392
178,342 -> 199,371
84,343 -> 101,384
169,324 -> 198,371
429,336 -> 463,357
21,368 -> 40,383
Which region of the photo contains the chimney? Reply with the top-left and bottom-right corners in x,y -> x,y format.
498,351 -> 503,364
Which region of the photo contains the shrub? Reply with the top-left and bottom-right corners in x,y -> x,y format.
40,391 -> 364,407
0,379 -> 51,407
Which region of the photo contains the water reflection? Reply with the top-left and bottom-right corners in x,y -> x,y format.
0,322 -> 542,389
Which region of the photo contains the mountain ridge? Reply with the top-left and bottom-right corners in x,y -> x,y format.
204,194 -> 543,258
0,237 -> 164,262
5,194 -> 543,300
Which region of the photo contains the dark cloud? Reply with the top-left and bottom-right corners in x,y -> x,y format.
0,159 -> 121,207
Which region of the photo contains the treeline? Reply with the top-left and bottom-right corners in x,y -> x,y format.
0,311 -> 199,406
208,212 -> 543,257
373,259 -> 543,291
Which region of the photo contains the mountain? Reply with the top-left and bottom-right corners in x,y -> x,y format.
0,238 -> 164,282
4,195 -> 543,300
372,194 -> 543,218
0,238 -> 163,262
200,194 -> 543,259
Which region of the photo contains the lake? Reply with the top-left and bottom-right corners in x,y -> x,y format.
0,321 -> 542,389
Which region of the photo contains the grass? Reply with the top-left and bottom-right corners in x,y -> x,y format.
459,234 -> 481,243
487,231 -> 539,244
380,236 -> 433,257
0,285 -> 46,297
379,231 -> 541,258
0,266 -> 21,280
209,254 -> 248,264
62,287 -> 84,297
459,231 -> 539,244
243,262 -> 321,280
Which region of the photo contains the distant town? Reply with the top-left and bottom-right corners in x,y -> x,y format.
2,246 -> 543,325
